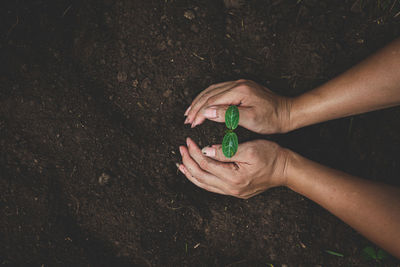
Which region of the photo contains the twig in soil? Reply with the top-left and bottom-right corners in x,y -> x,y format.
70,165 -> 77,178
70,194 -> 80,215
62,5 -> 72,17
192,52 -> 205,60
325,249 -> 344,257
6,16 -> 19,39
388,0 -> 399,13
244,56 -> 260,64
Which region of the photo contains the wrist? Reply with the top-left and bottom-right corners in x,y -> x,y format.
281,94 -> 315,133
277,96 -> 295,133
280,148 -> 302,189
274,146 -> 294,187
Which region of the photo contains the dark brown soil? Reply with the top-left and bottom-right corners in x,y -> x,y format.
1,0 -> 400,266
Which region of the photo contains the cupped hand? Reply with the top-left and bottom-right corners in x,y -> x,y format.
177,137 -> 290,199
184,79 -> 292,134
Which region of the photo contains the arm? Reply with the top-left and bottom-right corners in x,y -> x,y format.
286,150 -> 400,258
177,138 -> 400,258
289,38 -> 400,131
184,39 -> 400,134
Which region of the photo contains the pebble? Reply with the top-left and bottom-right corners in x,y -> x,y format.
184,10 -> 195,20
132,79 -> 139,87
98,173 -> 111,185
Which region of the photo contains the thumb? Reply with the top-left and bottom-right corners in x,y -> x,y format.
201,142 -> 251,163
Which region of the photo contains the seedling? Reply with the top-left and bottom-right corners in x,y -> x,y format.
362,246 -> 389,265
222,106 -> 239,158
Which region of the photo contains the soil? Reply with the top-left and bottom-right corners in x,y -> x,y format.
1,0 -> 400,266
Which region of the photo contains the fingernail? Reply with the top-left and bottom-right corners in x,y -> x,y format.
179,146 -> 184,156
203,107 -> 217,119
178,164 -> 186,174
184,117 -> 189,124
184,106 -> 191,116
201,146 -> 216,157
186,137 -> 190,147
175,162 -> 180,168
191,122 -> 196,128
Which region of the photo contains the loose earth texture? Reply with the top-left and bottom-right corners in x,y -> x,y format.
1,0 -> 400,266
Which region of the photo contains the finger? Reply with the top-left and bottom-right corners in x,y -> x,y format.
191,81 -> 234,105
201,142 -> 253,163
184,106 -> 191,116
179,145 -> 228,190
191,104 -> 254,129
176,163 -> 226,195
204,88 -> 246,107
190,89 -> 248,128
189,105 -> 227,128
186,82 -> 236,125
185,137 -> 236,178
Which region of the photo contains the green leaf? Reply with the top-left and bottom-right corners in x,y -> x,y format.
222,132 -> 238,158
225,105 -> 239,130
325,250 -> 344,257
377,249 -> 389,260
362,246 -> 377,260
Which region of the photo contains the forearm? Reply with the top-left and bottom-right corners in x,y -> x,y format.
288,38 -> 400,131
285,151 -> 400,258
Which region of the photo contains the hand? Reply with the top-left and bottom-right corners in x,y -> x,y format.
177,137 -> 290,199
184,79 -> 292,134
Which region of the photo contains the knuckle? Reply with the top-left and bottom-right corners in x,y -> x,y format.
196,94 -> 208,106
236,84 -> 251,94
234,83 -> 246,91
195,175 -> 205,184
205,96 -> 217,106
236,79 -> 247,83
199,159 -> 209,170
187,166 -> 200,177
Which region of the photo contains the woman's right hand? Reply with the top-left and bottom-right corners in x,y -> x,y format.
184,79 -> 292,134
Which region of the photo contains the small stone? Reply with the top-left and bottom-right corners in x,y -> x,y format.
98,173 -> 111,185
167,38 -> 173,46
163,89 -> 173,98
117,71 -> 127,82
132,79 -> 139,87
184,10 -> 195,20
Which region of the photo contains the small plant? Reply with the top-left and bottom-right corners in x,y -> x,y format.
362,246 -> 389,265
222,105 -> 239,158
